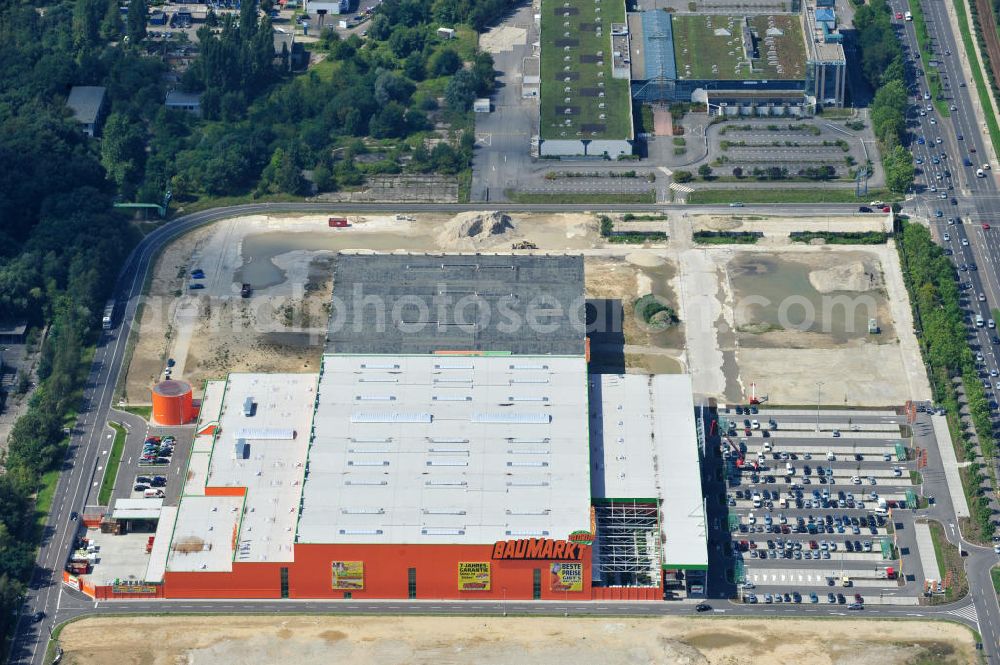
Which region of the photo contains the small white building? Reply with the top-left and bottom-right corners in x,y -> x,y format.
305,0 -> 349,16
473,98 -> 491,113
437,27 -> 456,40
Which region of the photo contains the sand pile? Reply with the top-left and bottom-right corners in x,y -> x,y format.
438,211 -> 518,248
808,261 -> 883,293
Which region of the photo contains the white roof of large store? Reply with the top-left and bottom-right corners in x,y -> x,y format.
591,373 -> 708,569
168,373 -> 318,572
296,354 -> 592,545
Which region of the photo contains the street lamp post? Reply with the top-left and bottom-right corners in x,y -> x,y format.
815,381 -> 824,433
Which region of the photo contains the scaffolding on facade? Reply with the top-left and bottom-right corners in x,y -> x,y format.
594,500 -> 661,586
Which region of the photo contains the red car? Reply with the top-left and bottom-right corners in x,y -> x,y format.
984,223 -> 991,230
882,206 -> 891,213
895,11 -> 903,18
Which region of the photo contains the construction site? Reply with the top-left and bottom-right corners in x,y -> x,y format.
121,209 -> 925,410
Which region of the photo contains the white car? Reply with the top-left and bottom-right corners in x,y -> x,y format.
943,232 -> 951,241
962,238 -> 970,246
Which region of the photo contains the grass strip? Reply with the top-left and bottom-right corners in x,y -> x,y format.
687,188 -> 893,204
505,191 -> 656,204
98,422 -> 128,505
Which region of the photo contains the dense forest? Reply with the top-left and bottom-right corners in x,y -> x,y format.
852,0 -> 915,194
0,0 -> 505,651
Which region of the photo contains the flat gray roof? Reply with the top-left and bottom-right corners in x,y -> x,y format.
297,354 -> 592,545
325,253 -> 586,356
67,86 -> 106,124
165,90 -> 201,106
591,373 -> 708,569
169,373 -> 318,571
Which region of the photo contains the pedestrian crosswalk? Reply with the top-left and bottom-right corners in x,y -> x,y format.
947,603 -> 979,624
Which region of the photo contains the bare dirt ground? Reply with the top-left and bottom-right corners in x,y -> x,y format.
683,242 -> 931,405
121,211 -> 929,408
57,615 -> 975,665
122,212 -> 599,402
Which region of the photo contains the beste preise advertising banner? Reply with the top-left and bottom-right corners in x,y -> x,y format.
549,562 -> 583,592
458,562 -> 491,591
331,560 -> 365,590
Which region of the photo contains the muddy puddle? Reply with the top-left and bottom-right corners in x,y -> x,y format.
729,254 -> 886,344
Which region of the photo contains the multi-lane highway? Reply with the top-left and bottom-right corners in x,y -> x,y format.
890,0 -> 1000,655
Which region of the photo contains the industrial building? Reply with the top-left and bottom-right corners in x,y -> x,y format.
537,1 -> 847,154
538,0 -> 635,157
629,6 -> 845,112
71,254 -> 707,601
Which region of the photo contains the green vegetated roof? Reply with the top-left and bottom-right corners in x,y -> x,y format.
540,0 -> 632,140
671,13 -> 805,81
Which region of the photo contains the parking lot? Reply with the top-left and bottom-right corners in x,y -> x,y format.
701,119 -> 873,182
105,420 -> 193,508
715,407 -> 927,607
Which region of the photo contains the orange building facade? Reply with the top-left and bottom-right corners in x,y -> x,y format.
162,540 -> 596,601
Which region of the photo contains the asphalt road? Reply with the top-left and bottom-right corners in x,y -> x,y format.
890,0 -> 1000,657
0,187 -> 984,665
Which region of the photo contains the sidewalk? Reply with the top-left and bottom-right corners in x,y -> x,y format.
932,415 -> 972,518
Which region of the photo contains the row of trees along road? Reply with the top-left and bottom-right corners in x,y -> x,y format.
853,0 -> 915,194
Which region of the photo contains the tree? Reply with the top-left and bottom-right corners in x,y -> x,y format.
471,52 -> 496,94
239,0 -> 259,38
313,164 -> 335,192
883,144 -> 915,193
100,0 -> 123,41
444,69 -> 477,111
260,147 -> 304,194
369,102 -> 408,138
100,113 -> 146,191
73,0 -> 102,51
697,164 -> 713,179
673,170 -> 693,183
126,0 -> 147,45
732,166 -> 744,178
374,71 -> 415,105
430,48 -> 462,77
403,52 -> 426,81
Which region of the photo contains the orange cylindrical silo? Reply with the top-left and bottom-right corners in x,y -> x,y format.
151,380 -> 194,426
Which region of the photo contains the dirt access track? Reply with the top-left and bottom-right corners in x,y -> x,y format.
57,614 -> 974,665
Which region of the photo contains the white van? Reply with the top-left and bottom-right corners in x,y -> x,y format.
976,314 -> 985,327
786,462 -> 795,475
752,493 -> 762,508
827,451 -> 836,461
990,319 -> 996,329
